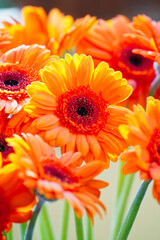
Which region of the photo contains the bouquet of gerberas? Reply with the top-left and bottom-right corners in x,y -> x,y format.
0,5 -> 160,240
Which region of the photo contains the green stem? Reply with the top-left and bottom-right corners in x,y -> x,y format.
7,227 -> 13,240
110,174 -> 135,240
2,231 -> 8,240
19,223 -> 27,240
149,64 -> 160,96
86,214 -> 93,240
74,212 -> 84,240
24,197 -> 45,240
38,203 -> 56,240
115,161 -> 126,204
116,180 -> 151,240
59,200 -> 70,240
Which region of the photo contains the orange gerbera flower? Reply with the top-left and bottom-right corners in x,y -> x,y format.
119,97 -> 160,203
0,160 -> 35,238
7,133 -> 107,222
1,6 -> 74,54
47,8 -> 73,41
57,15 -> 97,57
25,54 -> 132,167
76,15 -> 156,108
0,108 -> 39,166
0,44 -> 52,114
0,29 -> 12,53
2,6 -> 48,50
124,15 -> 160,99
126,15 -> 160,63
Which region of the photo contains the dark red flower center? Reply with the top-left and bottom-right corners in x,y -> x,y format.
147,129 -> 160,164
39,160 -> 77,184
56,86 -> 108,134
129,54 -> 142,67
0,71 -> 29,91
43,164 -> 72,183
114,45 -> 155,75
0,135 -> 13,160
0,64 -> 41,100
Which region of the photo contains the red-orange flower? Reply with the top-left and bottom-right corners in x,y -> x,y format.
25,54 -> 132,167
126,15 -> 160,63
0,160 -> 35,239
124,15 -> 160,99
0,44 -> 52,114
7,133 -> 108,222
119,97 -> 160,203
76,15 -> 156,108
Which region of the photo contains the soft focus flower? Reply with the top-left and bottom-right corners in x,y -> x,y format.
125,15 -> 160,99
57,15 -> 97,57
0,160 -> 35,238
0,30 -> 12,53
76,15 -> 156,108
47,8 -> 73,41
25,54 -> 132,167
0,44 -> 52,114
119,97 -> 160,203
7,133 -> 108,223
1,6 -> 73,54
127,15 -> 160,63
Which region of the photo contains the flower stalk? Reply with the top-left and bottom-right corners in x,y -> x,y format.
74,212 -> 84,240
24,197 -> 45,240
116,180 -> 151,240
59,200 -> 70,240
110,173 -> 135,240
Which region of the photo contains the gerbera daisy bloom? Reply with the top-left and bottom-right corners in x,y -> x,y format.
0,108 -> 39,166
57,15 -> 97,57
7,133 -> 107,222
124,15 -> 160,99
76,15 -> 156,108
126,15 -> 160,63
0,29 -> 12,53
1,6 -> 73,55
0,160 -> 35,239
47,8 -> 73,42
0,44 -> 52,114
119,96 -> 160,203
25,54 -> 132,167
2,6 -> 48,50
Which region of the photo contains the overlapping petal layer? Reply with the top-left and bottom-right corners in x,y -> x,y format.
25,53 -> 132,167
120,97 -> 160,203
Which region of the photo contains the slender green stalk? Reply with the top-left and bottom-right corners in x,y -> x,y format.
110,174 -> 135,240
115,161 -> 126,204
74,212 -> 84,240
149,64 -> 160,96
24,197 -> 45,240
116,180 -> 151,240
19,223 -> 27,240
38,203 -> 56,240
2,231 -> 8,240
7,227 -> 13,240
59,200 -> 70,240
86,215 -> 93,240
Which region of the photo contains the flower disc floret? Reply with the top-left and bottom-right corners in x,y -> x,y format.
56,85 -> 108,134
